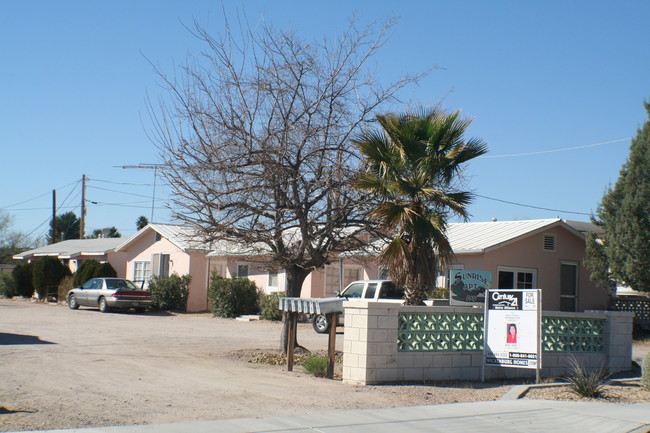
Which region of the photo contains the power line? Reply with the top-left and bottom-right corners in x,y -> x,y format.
88,177 -> 155,187
0,179 -> 80,210
479,137 -> 630,159
475,194 -> 592,216
87,185 -> 157,199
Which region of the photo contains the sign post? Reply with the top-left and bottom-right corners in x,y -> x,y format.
483,289 -> 542,383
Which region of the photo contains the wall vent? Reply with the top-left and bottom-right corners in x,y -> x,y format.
543,234 -> 556,251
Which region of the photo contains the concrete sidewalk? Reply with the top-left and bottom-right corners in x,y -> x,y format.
19,400 -> 650,433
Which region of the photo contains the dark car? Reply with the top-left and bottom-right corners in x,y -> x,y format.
67,277 -> 152,313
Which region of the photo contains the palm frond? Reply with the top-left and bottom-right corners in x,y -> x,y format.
355,106 -> 487,304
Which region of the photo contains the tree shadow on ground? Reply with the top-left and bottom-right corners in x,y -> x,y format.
0,333 -> 55,345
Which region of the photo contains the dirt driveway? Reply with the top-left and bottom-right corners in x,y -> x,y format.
0,298 -> 511,432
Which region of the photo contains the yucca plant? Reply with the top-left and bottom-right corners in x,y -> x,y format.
564,355 -> 611,398
642,352 -> 650,391
302,355 -> 328,377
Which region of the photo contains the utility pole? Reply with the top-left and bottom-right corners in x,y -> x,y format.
51,189 -> 57,245
80,174 -> 86,239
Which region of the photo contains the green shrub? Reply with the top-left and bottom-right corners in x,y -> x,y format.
260,291 -> 284,321
564,355 -> 610,398
208,276 -> 259,318
642,352 -> 650,391
32,257 -> 71,299
73,260 -> 99,287
73,260 -> 116,287
0,272 -> 17,298
12,263 -> 34,297
149,273 -> 191,312
302,355 -> 328,377
427,286 -> 450,299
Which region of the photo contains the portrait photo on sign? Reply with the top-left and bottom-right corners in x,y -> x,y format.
506,323 -> 517,344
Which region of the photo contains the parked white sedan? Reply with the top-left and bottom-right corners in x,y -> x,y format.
67,277 -> 152,313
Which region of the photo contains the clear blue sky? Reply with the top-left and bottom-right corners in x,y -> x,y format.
1,1 -> 649,244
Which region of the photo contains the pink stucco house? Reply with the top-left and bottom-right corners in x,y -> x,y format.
441,218 -> 607,311
13,218 -> 607,314
115,223 -> 381,312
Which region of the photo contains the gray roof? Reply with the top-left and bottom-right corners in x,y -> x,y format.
13,238 -> 124,260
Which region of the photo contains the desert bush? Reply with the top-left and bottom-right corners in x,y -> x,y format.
260,291 -> 284,321
564,355 -> 610,398
12,263 -> 34,297
149,273 -> 191,312
302,355 -> 328,377
32,257 -> 71,299
0,272 -> 17,298
208,276 -> 258,318
58,276 -> 73,300
642,352 -> 650,391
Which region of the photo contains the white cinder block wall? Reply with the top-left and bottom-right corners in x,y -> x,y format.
342,302 -> 634,385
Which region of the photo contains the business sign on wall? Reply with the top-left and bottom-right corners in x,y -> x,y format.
449,270 -> 492,306
483,289 -> 541,369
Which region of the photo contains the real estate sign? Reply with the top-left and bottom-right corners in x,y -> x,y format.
483,289 -> 541,369
449,270 -> 492,306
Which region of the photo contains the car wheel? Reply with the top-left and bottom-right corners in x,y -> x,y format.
68,295 -> 79,310
312,314 -> 331,334
98,297 -> 110,313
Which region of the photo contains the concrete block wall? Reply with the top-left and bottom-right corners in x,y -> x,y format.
342,302 -> 634,385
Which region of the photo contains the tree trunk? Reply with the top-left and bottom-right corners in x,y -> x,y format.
279,265 -> 311,354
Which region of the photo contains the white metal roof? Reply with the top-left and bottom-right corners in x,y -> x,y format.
13,238 -> 124,260
108,218 -> 588,259
446,218 -> 582,254
114,223 -> 210,253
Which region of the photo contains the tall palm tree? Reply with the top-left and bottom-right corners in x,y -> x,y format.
354,108 -> 487,305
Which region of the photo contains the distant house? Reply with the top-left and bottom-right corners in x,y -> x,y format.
114,224 -> 212,312
12,238 -> 126,277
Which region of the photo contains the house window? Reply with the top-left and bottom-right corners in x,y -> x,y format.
237,264 -> 249,278
133,261 -> 151,283
151,254 -> 170,277
560,262 -> 579,312
267,271 -> 279,290
324,265 -> 362,297
497,267 -> 536,289
208,261 -> 226,287
543,234 -> 556,252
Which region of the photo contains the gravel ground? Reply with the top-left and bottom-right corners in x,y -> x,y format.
0,298 -> 648,432
524,380 -> 650,403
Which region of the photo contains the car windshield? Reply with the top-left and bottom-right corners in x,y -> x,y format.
340,283 -> 365,298
105,279 -> 139,290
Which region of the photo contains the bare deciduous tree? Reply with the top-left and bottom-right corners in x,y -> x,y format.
150,15 -> 424,352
